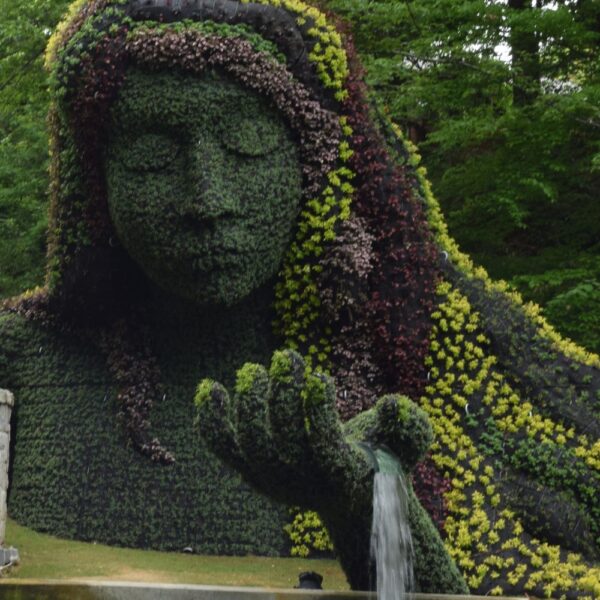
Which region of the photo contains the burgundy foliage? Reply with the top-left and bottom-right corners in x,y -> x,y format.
100,319 -> 175,464
412,454 -> 452,533
71,33 -> 129,239
339,40 -> 438,402
127,29 -> 341,198
318,217 -> 385,419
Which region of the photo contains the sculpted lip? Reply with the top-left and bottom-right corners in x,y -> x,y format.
180,214 -> 244,237
190,254 -> 240,272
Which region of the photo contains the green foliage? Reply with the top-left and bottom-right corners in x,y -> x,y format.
476,415 -> 599,558
194,379 -> 214,406
420,280 -> 600,595
2,300 -> 291,555
509,256 -> 600,354
406,484 -> 469,595
235,364 -> 264,395
326,0 -> 600,353
269,350 -> 293,381
545,280 -> 600,353
344,396 -> 433,472
3,2 -> 598,597
42,8 -> 344,318
196,349 -> 468,593
301,373 -> 328,409
0,0 -> 72,298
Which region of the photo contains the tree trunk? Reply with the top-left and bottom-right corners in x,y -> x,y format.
508,0 -> 541,106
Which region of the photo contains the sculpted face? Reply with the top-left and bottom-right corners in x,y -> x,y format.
105,68 -> 303,305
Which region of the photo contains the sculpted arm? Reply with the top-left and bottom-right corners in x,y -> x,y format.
195,349 -> 468,593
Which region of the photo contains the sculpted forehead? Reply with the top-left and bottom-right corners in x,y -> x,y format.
109,68 -> 294,168
111,68 -> 285,129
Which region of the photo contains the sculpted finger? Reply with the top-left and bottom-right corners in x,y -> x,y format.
194,379 -> 245,471
303,372 -> 370,493
233,362 -> 276,465
268,349 -> 309,467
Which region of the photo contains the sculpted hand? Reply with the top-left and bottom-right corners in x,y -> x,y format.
195,350 -> 373,509
195,349 -> 466,593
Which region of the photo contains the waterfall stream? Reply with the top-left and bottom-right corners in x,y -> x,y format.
370,449 -> 415,600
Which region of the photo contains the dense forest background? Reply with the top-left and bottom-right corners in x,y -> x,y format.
1,0 -> 599,352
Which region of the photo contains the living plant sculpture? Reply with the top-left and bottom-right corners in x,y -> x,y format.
0,0 -> 598,598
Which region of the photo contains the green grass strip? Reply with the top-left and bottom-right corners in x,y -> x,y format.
3,519 -> 348,589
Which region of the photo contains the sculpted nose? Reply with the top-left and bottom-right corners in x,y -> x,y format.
184,138 -> 238,219
192,180 -> 227,219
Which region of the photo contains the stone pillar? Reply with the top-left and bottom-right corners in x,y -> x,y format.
0,389 -> 14,546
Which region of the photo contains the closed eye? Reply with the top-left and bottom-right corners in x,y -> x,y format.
221,118 -> 282,157
121,133 -> 181,172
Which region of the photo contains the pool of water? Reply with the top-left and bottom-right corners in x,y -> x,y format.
0,581 -> 527,600
0,582 -> 364,600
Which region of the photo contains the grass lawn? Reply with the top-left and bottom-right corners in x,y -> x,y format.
2,519 -> 348,589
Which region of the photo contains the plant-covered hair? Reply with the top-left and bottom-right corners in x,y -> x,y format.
38,0 -> 439,411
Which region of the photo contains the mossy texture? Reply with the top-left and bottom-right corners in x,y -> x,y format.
2,306 -> 289,554
106,68 -> 302,304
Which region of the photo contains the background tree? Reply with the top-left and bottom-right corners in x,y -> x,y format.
0,0 -> 70,297
326,0 -> 600,353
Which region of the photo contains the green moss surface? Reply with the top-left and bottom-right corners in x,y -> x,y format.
196,350 -> 467,593
6,1 -> 596,596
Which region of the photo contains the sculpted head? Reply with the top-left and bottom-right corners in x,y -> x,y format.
43,0 -> 437,413
105,68 -> 302,304
45,3 -> 344,312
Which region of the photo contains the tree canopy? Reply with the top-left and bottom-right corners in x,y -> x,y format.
0,0 -> 71,297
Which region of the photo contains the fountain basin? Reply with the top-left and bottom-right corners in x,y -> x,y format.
0,581 -> 527,600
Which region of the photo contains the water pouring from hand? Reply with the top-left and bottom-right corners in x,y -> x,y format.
370,448 -> 415,600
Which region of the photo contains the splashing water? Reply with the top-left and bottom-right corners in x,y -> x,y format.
370,449 -> 414,600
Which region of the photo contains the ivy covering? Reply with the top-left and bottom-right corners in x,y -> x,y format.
0,0 -> 598,597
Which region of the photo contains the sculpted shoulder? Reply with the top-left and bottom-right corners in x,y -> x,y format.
0,310 -> 19,388
0,310 -> 46,390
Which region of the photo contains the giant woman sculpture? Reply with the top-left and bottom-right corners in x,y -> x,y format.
0,0 -> 598,597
